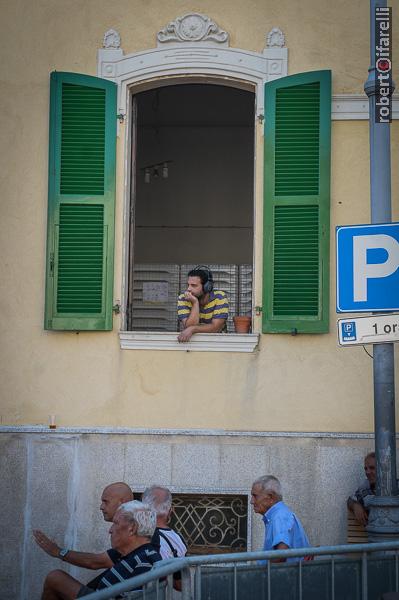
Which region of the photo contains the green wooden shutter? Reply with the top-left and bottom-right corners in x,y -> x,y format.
262,70 -> 331,333
44,72 -> 117,330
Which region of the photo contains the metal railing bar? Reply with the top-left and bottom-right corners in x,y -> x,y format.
194,564 -> 201,600
86,541 -> 399,600
361,551 -> 368,600
298,558 -> 302,600
181,566 -> 191,600
267,559 -> 271,600
184,541 -> 399,565
166,574 -> 173,600
331,557 -> 335,600
86,559 -> 186,600
233,563 -> 237,600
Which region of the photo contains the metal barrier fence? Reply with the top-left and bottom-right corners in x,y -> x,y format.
86,541 -> 399,600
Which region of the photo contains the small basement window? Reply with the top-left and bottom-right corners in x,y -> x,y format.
170,493 -> 249,555
136,492 -> 249,554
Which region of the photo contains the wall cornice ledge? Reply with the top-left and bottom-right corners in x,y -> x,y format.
332,94 -> 399,120
0,426 -> 379,438
119,331 -> 259,352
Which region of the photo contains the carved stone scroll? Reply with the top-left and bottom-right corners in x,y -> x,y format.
157,13 -> 229,45
103,29 -> 121,49
266,27 -> 285,48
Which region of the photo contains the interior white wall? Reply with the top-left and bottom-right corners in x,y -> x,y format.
133,85 -> 255,264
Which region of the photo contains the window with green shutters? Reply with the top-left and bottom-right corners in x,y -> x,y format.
263,70 -> 331,333
44,72 -> 117,330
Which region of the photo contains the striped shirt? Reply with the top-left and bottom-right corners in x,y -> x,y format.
96,543 -> 161,593
155,527 -> 187,583
349,479 -> 375,508
153,527 -> 187,560
177,290 -> 229,326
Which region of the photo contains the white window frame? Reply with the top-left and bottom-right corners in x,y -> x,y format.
97,17 -> 288,352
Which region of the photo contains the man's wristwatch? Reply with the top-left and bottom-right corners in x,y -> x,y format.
59,548 -> 69,560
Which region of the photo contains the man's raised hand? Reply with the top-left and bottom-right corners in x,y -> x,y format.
184,291 -> 197,303
33,529 -> 60,558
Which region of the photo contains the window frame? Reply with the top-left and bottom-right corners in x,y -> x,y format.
119,77 -> 260,350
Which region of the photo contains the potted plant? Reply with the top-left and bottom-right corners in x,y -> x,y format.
233,315 -> 252,333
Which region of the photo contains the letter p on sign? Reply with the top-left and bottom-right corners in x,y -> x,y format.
336,223 -> 399,312
353,234 -> 399,301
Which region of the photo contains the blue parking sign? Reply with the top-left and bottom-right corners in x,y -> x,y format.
341,321 -> 357,342
336,223 -> 399,312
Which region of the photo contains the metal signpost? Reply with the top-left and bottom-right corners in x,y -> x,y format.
363,0 -> 398,541
335,0 -> 398,542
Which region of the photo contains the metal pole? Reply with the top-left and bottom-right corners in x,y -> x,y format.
364,0 -> 399,541
181,566 -> 192,600
373,343 -> 397,497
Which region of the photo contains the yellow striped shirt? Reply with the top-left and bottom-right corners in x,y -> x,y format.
177,290 -> 229,326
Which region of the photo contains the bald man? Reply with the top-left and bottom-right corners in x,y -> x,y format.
33,482 -> 133,571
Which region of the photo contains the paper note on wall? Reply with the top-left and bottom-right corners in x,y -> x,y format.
143,281 -> 169,303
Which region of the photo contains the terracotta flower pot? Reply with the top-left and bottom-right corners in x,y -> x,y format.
233,316 -> 252,334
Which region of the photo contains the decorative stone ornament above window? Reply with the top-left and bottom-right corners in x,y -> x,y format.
103,29 -> 121,49
157,13 -> 229,46
97,15 -> 288,118
266,27 -> 285,48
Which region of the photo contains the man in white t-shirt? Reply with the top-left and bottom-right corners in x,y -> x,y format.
142,485 -> 187,590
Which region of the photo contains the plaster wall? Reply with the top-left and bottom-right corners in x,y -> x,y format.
0,432 -> 382,599
3,0 -> 397,92
2,122 -> 398,431
0,0 -> 398,432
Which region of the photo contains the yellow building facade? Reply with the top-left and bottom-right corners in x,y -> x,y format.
0,1 -> 398,596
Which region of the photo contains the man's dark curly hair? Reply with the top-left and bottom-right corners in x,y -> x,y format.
187,268 -> 212,286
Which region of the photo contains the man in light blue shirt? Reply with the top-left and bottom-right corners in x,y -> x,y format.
251,475 -> 310,562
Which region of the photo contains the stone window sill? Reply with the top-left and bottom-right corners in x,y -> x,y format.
119,331 -> 260,353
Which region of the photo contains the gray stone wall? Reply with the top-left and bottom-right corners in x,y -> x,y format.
0,432 -> 377,599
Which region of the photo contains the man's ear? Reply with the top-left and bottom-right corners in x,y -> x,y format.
130,521 -> 138,536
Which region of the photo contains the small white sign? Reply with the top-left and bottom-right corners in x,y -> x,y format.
142,281 -> 169,303
338,314 -> 399,346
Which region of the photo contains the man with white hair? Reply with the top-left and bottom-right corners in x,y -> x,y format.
142,486 -> 187,591
251,475 -> 310,562
41,501 -> 162,599
142,486 -> 187,559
